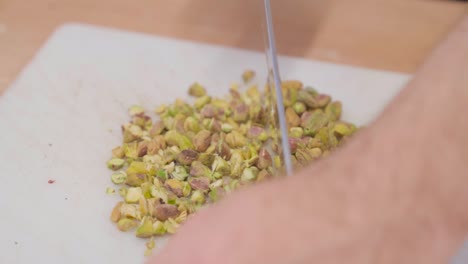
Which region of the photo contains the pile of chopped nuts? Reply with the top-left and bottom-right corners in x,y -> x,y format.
106,71 -> 357,254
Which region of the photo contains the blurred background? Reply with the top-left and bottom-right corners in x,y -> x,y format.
0,0 -> 466,92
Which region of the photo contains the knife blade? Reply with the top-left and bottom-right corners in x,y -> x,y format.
263,0 -> 293,176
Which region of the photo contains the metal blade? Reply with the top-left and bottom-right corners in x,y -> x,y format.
263,0 -> 293,176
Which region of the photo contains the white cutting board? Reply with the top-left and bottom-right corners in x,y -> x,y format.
0,23 -> 465,264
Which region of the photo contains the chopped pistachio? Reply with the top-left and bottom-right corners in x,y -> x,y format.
107,72 -> 359,246
212,156 -> 231,176
153,204 -> 179,221
164,130 -> 194,150
184,116 -> 202,132
164,218 -> 180,234
120,204 -> 140,219
106,187 -> 115,194
118,187 -> 128,198
175,209 -> 188,224
126,173 -> 147,187
117,218 -> 139,232
242,70 -> 256,84
112,146 -> 125,158
172,166 -> 189,181
241,167 -> 259,182
153,220 -> 167,235
282,80 -> 303,90
286,107 -> 301,127
189,177 -> 210,191
189,161 -> 211,178
333,122 -> 354,136
325,101 -> 342,121
176,149 -> 199,165
221,123 -> 233,133
198,153 -> 216,167
126,187 -> 142,203
111,171 -> 127,184
129,105 -> 145,116
182,182 -> 192,197
225,131 -> 247,148
257,148 -> 272,170
289,127 -> 304,138
194,95 -> 211,109
107,158 -> 125,170
165,179 -> 184,197
292,102 -> 306,115
110,202 -> 123,223
190,190 -> 205,204
188,82 -> 207,97
301,110 -> 329,136
136,216 -> 154,238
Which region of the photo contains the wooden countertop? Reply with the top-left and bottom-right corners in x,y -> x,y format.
0,0 -> 466,93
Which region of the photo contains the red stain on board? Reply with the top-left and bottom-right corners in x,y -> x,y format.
48,180 -> 55,184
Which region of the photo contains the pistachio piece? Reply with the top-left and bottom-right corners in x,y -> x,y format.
190,190 -> 205,204
289,127 -> 304,138
225,131 -> 247,148
189,177 -> 210,191
136,216 -> 154,238
106,187 -> 116,194
301,110 -> 329,136
193,130 -> 211,152
164,130 -> 194,150
112,146 -> 125,158
153,220 -> 167,236
297,90 -> 319,108
325,101 -> 342,121
189,161 -> 211,178
175,209 -> 188,224
282,80 -> 303,90
241,167 -> 259,182
194,95 -> 211,109
164,218 -> 180,234
176,149 -> 199,165
111,172 -> 127,184
149,120 -> 165,137
212,156 -> 231,176
136,141 -> 149,157
242,70 -> 256,84
129,105 -> 145,116
125,173 -> 147,187
153,204 -> 179,221
221,123 -> 233,133
198,153 -> 216,167
126,187 -> 143,203
123,125 -> 143,143
257,148 -> 272,170
182,182 -> 192,197
120,203 -> 140,219
292,102 -> 306,115
286,107 -> 301,127
117,218 -> 139,232
110,202 -> 123,223
107,158 -> 125,171
147,135 -> 166,155
172,165 -> 189,181
165,179 -> 184,197
316,94 -> 331,108
247,126 -> 268,141
333,122 -> 354,136
184,116 -> 202,133
188,82 -> 207,97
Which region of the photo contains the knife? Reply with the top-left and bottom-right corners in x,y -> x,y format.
263,0 -> 293,176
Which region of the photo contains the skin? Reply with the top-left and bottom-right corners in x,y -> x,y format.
149,14 -> 468,264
